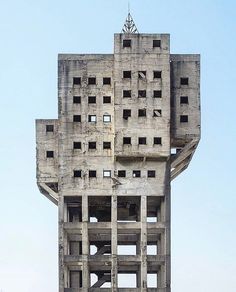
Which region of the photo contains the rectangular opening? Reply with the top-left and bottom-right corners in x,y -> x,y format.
138,137 -> 146,145
147,244 -> 157,255
88,141 -> 96,149
46,150 -> 54,158
153,90 -> 162,98
73,170 -> 82,178
73,115 -> 81,122
123,137 -> 131,145
88,96 -> 96,104
69,241 -> 82,255
123,70 -> 131,78
180,96 -> 189,104
180,77 -> 189,85
133,170 -> 141,177
138,71 -> 146,79
103,96 -> 111,103
123,109 -> 131,120
147,196 -> 162,222
123,39 -> 131,48
103,170 -> 111,177
118,196 -> 140,222
154,137 -> 162,145
89,196 -> 111,222
73,77 -> 81,85
73,142 -> 81,149
118,170 -> 126,177
153,71 -> 162,79
118,273 -> 137,288
88,77 -> 96,85
153,39 -> 161,48
88,115 -> 96,122
138,109 -> 146,117
148,170 -> 156,178
89,240 -> 111,255
103,142 -> 111,149
153,109 -> 162,117
118,245 -> 136,255
123,90 -> 131,98
180,115 -> 188,123
73,96 -> 81,104
90,272 -> 111,288
103,77 -> 111,85
70,270 -> 82,288
66,197 -> 82,222
147,273 -> 157,288
138,90 -> 146,98
46,124 -> 54,132
89,170 -> 97,178
103,115 -> 111,122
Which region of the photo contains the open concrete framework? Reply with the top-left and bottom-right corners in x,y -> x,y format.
36,27 -> 200,291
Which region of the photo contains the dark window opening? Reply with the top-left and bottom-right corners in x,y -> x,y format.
73,142 -> 81,149
180,115 -> 188,123
88,77 -> 96,85
153,40 -> 161,48
153,109 -> 162,117
123,39 -> 131,48
123,71 -> 131,78
88,115 -> 96,122
73,96 -> 81,104
74,170 -> 82,177
138,90 -> 146,98
88,142 -> 96,149
123,109 -> 131,120
70,270 -> 82,288
103,96 -> 111,103
123,137 -> 131,145
103,77 -> 111,85
153,71 -> 162,79
180,77 -> 189,85
89,196 -> 111,222
180,96 -> 189,104
73,115 -> 81,122
139,137 -> 147,145
103,142 -> 111,149
153,90 -> 162,98
69,241 -> 82,256
148,170 -> 156,178
46,151 -> 54,158
46,125 -> 54,132
89,170 -> 97,178
118,170 -> 126,177
154,137 -> 162,145
133,170 -> 141,178
138,71 -> 146,79
88,96 -> 96,104
123,90 -> 131,98
73,77 -> 81,85
138,109 -> 146,117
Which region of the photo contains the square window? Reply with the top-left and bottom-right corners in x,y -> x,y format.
103,77 -> 111,85
153,90 -> 162,98
138,90 -> 146,98
138,137 -> 146,145
88,115 -> 96,122
103,142 -> 111,149
73,115 -> 81,122
123,71 -> 131,78
153,71 -> 162,79
153,109 -> 162,117
103,115 -> 111,122
154,137 -> 162,145
133,170 -> 141,177
118,170 -> 126,177
123,39 -> 131,47
46,151 -> 54,158
88,96 -> 96,104
123,90 -> 131,98
73,77 -> 81,85
88,141 -> 96,149
180,77 -> 189,85
46,125 -> 54,132
103,170 -> 111,177
180,115 -> 188,123
73,96 -> 81,104
123,109 -> 131,120
103,96 -> 111,103
74,170 -> 82,178
89,170 -> 96,178
180,96 -> 189,104
88,77 -> 96,85
73,142 -> 81,149
138,109 -> 146,117
153,40 -> 161,48
138,71 -> 146,79
123,137 -> 131,145
148,170 -> 156,178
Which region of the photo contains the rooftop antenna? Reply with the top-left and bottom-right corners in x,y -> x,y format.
122,2 -> 138,34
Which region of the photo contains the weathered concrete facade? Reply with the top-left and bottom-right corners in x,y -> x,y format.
36,32 -> 200,291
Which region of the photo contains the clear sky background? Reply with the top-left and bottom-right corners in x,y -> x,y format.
0,0 -> 235,291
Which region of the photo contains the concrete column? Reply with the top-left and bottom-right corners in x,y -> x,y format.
140,195 -> 147,290
82,195 -> 89,290
111,194 -> 117,291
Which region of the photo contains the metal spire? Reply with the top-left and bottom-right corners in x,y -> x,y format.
122,5 -> 138,34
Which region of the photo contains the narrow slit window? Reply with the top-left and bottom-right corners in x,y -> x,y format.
118,170 -> 126,177
153,109 -> 162,117
153,90 -> 162,98
74,170 -> 82,178
89,170 -> 96,178
138,90 -> 146,98
73,142 -> 81,149
180,96 -> 189,104
180,77 -> 189,85
123,90 -> 131,98
123,137 -> 131,145
154,137 -> 162,145
103,142 -> 111,149
153,71 -> 162,79
88,77 -> 96,85
133,170 -> 141,178
138,71 -> 146,79
73,77 -> 81,85
123,71 -> 131,78
46,125 -> 54,132
180,115 -> 188,123
73,96 -> 81,104
138,109 -> 146,117
103,96 -> 111,103
138,137 -> 146,145
88,96 -> 96,104
103,170 -> 111,177
148,170 -> 156,178
103,115 -> 111,122
123,109 -> 131,120
88,115 -> 96,122
73,115 -> 81,122
123,39 -> 131,47
153,40 -> 161,48
46,151 -> 54,158
103,77 -> 111,85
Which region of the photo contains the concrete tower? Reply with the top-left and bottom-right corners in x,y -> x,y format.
36,15 -> 200,291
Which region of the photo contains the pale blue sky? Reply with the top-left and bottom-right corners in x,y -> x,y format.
0,0 -> 235,291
